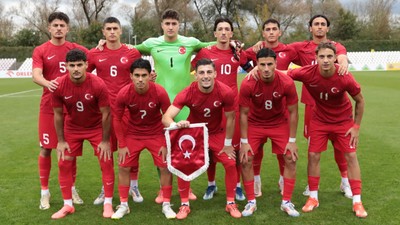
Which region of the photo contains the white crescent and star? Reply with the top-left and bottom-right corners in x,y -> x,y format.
178,135 -> 196,159
331,87 -> 339,93
213,101 -> 222,107
273,92 -> 281,98
148,102 -> 156,108
84,94 -> 93,100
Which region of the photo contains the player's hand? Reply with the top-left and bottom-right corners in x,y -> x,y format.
239,143 -> 254,163
158,146 -> 167,163
56,141 -> 70,161
118,147 -> 130,164
95,39 -> 106,51
230,40 -> 244,61
284,142 -> 299,162
245,66 -> 258,80
252,41 -> 264,53
150,70 -> 157,82
337,61 -> 349,75
218,145 -> 236,160
175,120 -> 190,129
98,141 -> 111,162
345,125 -> 359,149
47,78 -> 59,92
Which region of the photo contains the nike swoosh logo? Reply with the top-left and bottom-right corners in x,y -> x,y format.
129,104 -> 137,107
47,55 -> 55,60
106,182 -> 113,186
309,84 -> 318,87
255,93 -> 263,97
156,49 -> 164,53
99,58 -> 107,62
211,58 -> 218,61
233,144 -> 239,148
192,104 -> 196,107
64,96 -> 73,99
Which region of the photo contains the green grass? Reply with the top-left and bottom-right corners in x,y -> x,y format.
0,71 -> 399,224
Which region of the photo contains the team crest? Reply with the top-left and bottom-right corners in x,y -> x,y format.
178,46 -> 186,54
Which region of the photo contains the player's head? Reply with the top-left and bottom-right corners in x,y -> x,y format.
256,48 -> 277,82
161,9 -> 180,40
213,17 -> 234,44
66,49 -> 88,82
102,17 -> 122,43
315,42 -> 337,73
130,58 -> 152,93
48,12 -> 70,40
262,18 -> 282,43
309,14 -> 330,38
195,58 -> 217,92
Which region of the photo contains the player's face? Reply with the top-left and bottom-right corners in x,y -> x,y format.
67,60 -> 87,83
309,17 -> 329,38
102,23 -> 122,42
48,19 -> 69,40
262,23 -> 281,43
316,48 -> 336,72
130,68 -> 150,92
214,22 -> 233,44
257,57 -> 276,82
196,64 -> 217,91
162,18 -> 179,39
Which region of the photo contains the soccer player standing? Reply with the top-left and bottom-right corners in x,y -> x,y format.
51,49 -> 115,219
191,17 -> 248,201
287,42 -> 367,218
162,58 -> 242,219
110,58 -> 175,219
32,11 -> 87,210
289,15 -> 352,197
87,17 -> 143,204
239,48 -> 300,217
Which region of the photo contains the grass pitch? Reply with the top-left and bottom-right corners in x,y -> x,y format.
0,71 -> 399,224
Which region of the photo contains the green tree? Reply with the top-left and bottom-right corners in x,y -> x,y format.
73,22 -> 103,48
330,8 -> 360,41
12,28 -> 41,46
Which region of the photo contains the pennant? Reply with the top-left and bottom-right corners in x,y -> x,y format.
165,123 -> 209,181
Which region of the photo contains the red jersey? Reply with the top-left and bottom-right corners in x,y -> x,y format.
289,40 -> 347,105
240,70 -> 298,127
87,45 -> 142,109
191,45 -> 248,99
288,64 -> 360,124
32,41 -> 89,113
114,82 -> 170,142
52,73 -> 110,131
245,42 -> 297,70
173,81 -> 235,134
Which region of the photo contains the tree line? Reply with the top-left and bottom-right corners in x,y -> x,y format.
0,0 -> 399,50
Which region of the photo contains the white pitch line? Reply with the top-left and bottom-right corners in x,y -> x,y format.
0,89 -> 41,98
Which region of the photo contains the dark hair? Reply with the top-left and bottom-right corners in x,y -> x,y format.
103,17 -> 121,28
309,14 -> 330,27
213,17 -> 234,31
66,49 -> 87,62
262,18 -> 280,30
48,12 -> 69,24
195,58 -> 215,71
162,9 -> 180,21
130,58 -> 152,73
315,42 -> 337,55
256,48 -> 276,60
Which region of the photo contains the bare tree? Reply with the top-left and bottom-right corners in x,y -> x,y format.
10,0 -> 61,40
0,3 -> 15,39
72,0 -> 117,26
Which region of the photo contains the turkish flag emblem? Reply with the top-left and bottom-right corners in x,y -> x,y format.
165,123 -> 209,181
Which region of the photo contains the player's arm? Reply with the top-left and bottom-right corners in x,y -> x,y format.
32,68 -> 59,92
162,105 -> 190,128
346,92 -> 365,148
285,103 -> 299,161
239,105 -> 252,163
337,54 -> 349,75
53,106 -> 69,161
218,110 -> 236,159
133,43 -> 151,55
98,106 -> 111,162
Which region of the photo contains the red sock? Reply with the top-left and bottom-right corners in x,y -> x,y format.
236,160 -> 242,184
72,157 -> 77,185
177,178 -> 190,202
118,185 -> 130,203
243,180 -> 255,201
349,179 -> 362,195
99,157 -> 115,198
223,162 -> 237,201
38,155 -> 51,190
282,178 -> 296,201
253,149 -> 264,176
277,154 -> 285,176
130,166 -> 139,180
58,159 -> 73,199
161,185 -> 172,202
334,148 -> 348,177
207,161 -> 217,182
308,176 -> 320,191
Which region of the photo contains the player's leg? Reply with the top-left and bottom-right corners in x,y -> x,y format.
111,166 -> 131,219
334,147 -> 352,198
277,154 -> 285,194
203,153 -> 218,200
129,165 -> 143,203
280,152 -> 299,217
232,113 -> 245,201
302,104 -> 312,196
176,178 -> 191,220
71,157 -> 83,204
252,146 -> 264,197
